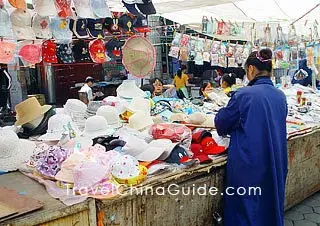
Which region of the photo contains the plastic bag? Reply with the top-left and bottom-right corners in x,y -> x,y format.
149,123 -> 192,150
194,51 -> 204,65
180,34 -> 190,47
169,46 -> 180,59
220,42 -> 228,55
172,32 -> 182,46
179,47 -> 188,61
211,41 -> 220,54
211,53 -> 219,66
217,21 -> 224,35
203,52 -> 211,62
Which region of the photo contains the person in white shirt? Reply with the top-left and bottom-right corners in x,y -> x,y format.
79,77 -> 96,101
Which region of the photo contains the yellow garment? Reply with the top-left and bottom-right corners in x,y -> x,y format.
174,73 -> 188,89
223,87 -> 232,94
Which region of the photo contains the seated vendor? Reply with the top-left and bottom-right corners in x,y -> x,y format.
199,82 -> 214,100
291,59 -> 319,87
220,73 -> 236,96
79,76 -> 96,101
150,77 -> 176,98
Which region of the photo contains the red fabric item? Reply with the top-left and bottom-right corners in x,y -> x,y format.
190,144 -> 211,163
150,123 -> 192,143
42,40 -> 58,63
89,39 -> 106,63
134,27 -> 151,33
19,44 -> 42,64
192,130 -> 212,143
54,0 -> 73,18
217,21 -> 224,35
200,137 -> 225,155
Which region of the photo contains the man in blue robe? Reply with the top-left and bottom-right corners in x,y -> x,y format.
215,49 -> 288,226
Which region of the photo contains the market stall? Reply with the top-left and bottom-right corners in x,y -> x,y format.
1,0 -> 320,226
1,128 -> 319,226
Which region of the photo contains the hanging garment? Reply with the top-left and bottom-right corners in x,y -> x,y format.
215,76 -> 288,226
0,69 -> 11,108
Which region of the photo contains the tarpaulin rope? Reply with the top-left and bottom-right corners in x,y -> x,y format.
291,3 -> 320,25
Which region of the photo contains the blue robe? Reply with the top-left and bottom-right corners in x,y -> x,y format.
214,76 -> 288,226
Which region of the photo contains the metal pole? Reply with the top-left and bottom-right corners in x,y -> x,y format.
44,64 -> 56,104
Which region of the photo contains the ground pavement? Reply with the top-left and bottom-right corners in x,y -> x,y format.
285,192 -> 320,226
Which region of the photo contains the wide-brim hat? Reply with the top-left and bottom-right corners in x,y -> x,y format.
135,139 -> 176,162
113,165 -> 147,186
15,97 -> 52,126
126,97 -> 150,115
116,80 -> 146,99
0,129 -> 36,172
128,111 -> 154,131
122,36 -> 156,78
157,140 -> 179,161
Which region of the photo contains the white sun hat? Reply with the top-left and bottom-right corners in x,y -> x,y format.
32,0 -> 57,17
82,116 -> 115,139
64,99 -> 87,130
96,106 -> 122,129
116,80 -> 146,99
38,114 -> 74,141
127,97 -> 151,115
10,9 -> 36,40
122,137 -> 175,162
128,111 -> 154,131
0,129 -> 36,172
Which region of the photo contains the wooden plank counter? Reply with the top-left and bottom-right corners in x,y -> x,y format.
1,130 -> 319,226
0,173 -> 96,226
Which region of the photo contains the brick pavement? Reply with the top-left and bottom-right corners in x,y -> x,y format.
285,192 -> 320,226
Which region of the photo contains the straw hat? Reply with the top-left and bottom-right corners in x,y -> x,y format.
122,36 -> 156,78
15,97 -> 52,126
128,111 -> 154,131
0,129 -> 36,171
